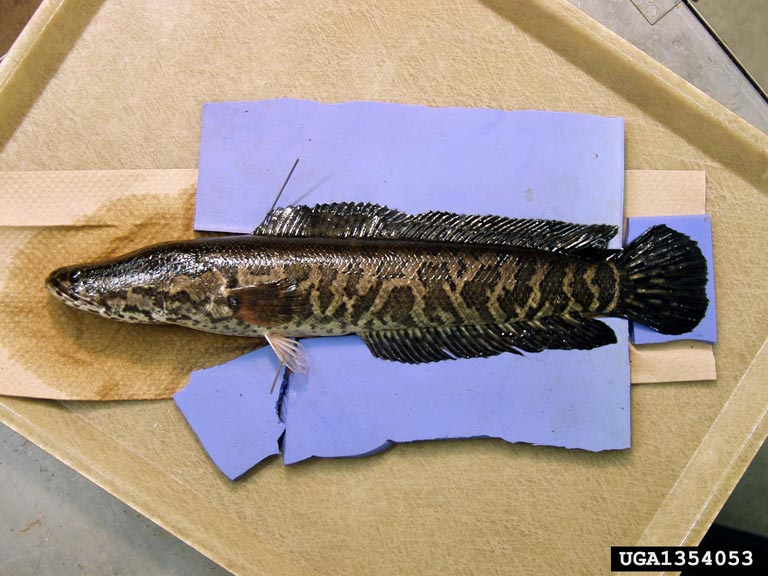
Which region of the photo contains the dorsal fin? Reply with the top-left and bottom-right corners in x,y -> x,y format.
400,210 -> 617,253
254,202 -> 617,254
254,202 -> 407,238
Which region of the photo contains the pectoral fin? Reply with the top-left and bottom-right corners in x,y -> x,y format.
265,333 -> 308,374
229,279 -> 304,326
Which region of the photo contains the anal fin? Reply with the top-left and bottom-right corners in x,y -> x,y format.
359,314 -> 617,364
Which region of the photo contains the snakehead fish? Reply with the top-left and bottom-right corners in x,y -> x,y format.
46,202 -> 708,372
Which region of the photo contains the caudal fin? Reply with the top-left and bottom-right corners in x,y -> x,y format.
611,225 -> 708,335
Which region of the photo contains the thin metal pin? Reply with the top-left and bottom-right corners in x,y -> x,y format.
268,157 -> 300,215
269,362 -> 285,395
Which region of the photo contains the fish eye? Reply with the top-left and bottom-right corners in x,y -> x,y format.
67,269 -> 81,283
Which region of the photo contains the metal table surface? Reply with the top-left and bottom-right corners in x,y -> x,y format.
573,0 -> 767,134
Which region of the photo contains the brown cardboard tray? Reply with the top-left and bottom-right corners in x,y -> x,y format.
0,1 -> 766,574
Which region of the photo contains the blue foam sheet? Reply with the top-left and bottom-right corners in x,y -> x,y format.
177,99 -> 629,474
174,351 -> 285,480
196,99 -> 625,244
281,322 -> 630,464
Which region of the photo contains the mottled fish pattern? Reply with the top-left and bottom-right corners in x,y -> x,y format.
47,202 -> 708,369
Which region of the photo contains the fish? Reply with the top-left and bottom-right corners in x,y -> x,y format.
46,202 -> 708,372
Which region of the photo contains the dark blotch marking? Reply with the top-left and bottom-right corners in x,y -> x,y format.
424,282 -> 461,324
376,285 -> 416,325
343,274 -> 361,301
130,286 -> 157,297
571,261 -> 595,311
534,260 -> 569,316
167,290 -> 193,306
497,288 -> 521,319
122,304 -> 155,321
508,258 -> 536,316
349,283 -> 381,325
458,277 -> 495,323
592,263 -> 617,312
455,258 -> 467,281
315,267 -> 346,320
317,282 -> 335,314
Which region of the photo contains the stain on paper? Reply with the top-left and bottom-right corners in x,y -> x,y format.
1,185 -> 261,400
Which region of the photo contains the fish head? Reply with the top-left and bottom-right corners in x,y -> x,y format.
46,245 -> 183,323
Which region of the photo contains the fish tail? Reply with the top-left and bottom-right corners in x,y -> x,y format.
610,225 -> 708,334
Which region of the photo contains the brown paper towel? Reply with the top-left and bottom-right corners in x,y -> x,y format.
0,170 -> 259,400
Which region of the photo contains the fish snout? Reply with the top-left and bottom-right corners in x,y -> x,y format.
46,266 -> 84,304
